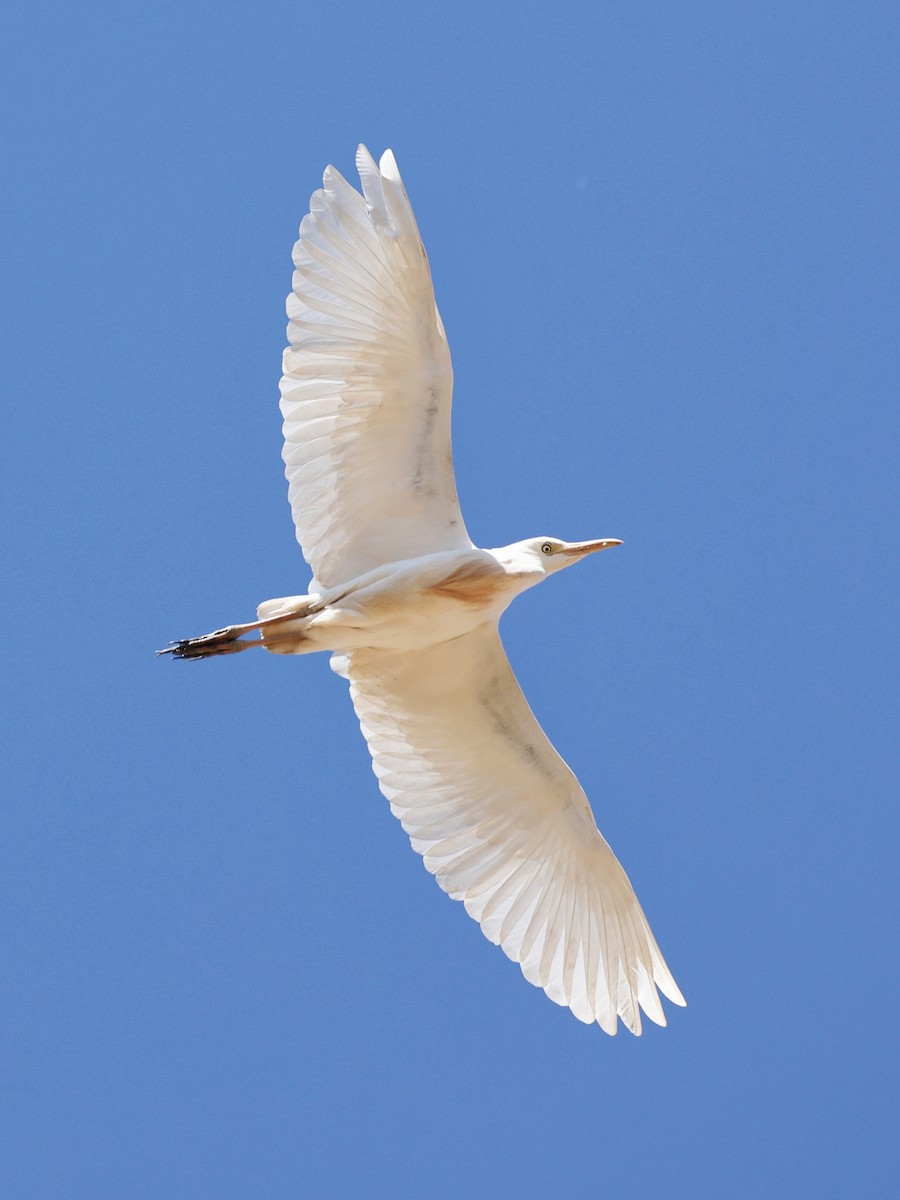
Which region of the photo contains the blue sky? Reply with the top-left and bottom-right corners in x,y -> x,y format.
3,1 -> 897,1196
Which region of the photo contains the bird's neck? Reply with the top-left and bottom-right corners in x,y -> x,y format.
484,546 -> 546,592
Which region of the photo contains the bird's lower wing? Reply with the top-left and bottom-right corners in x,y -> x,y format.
280,146 -> 472,590
343,626 -> 685,1034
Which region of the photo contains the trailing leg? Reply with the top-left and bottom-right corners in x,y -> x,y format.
158,596 -> 316,660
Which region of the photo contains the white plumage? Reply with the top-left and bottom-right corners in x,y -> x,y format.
348,627 -> 683,1033
162,146 -> 685,1035
281,147 -> 469,590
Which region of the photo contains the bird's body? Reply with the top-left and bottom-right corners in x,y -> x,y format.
252,539 -> 616,656
254,545 -> 527,656
162,146 -> 685,1034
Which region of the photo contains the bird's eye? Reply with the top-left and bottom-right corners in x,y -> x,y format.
541,543 -> 553,555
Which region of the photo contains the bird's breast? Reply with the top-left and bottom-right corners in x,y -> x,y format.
315,552 -> 529,652
420,556 -> 515,606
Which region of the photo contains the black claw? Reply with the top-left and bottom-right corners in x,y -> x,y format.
158,633 -> 254,660
157,639 -> 193,658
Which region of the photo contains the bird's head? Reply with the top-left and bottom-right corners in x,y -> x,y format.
496,536 -> 623,577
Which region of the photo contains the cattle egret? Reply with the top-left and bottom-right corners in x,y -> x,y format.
161,146 -> 685,1034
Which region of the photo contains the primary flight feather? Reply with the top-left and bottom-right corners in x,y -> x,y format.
161,145 -> 685,1035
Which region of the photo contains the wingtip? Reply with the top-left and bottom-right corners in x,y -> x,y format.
657,966 -> 687,1008
354,145 -> 400,183
355,143 -> 378,173
379,148 -> 400,180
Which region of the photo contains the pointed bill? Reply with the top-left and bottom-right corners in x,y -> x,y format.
561,538 -> 623,557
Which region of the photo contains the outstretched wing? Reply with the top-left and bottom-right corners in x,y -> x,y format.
280,146 -> 472,590
345,625 -> 685,1035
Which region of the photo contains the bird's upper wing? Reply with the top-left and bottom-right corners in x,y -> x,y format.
344,625 -> 685,1035
280,146 -> 472,590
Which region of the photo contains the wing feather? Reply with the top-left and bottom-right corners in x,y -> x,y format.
280,146 -> 472,588
345,625 -> 685,1034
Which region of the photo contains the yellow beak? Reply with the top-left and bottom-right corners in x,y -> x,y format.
561,538 -> 623,557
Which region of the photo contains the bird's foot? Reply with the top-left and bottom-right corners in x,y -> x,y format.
157,626 -> 258,660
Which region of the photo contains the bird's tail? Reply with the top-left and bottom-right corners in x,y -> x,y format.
256,595 -> 316,655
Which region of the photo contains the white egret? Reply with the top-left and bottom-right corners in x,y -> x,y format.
161,146 -> 685,1034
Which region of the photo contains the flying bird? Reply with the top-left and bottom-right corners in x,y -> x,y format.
161,146 -> 685,1034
